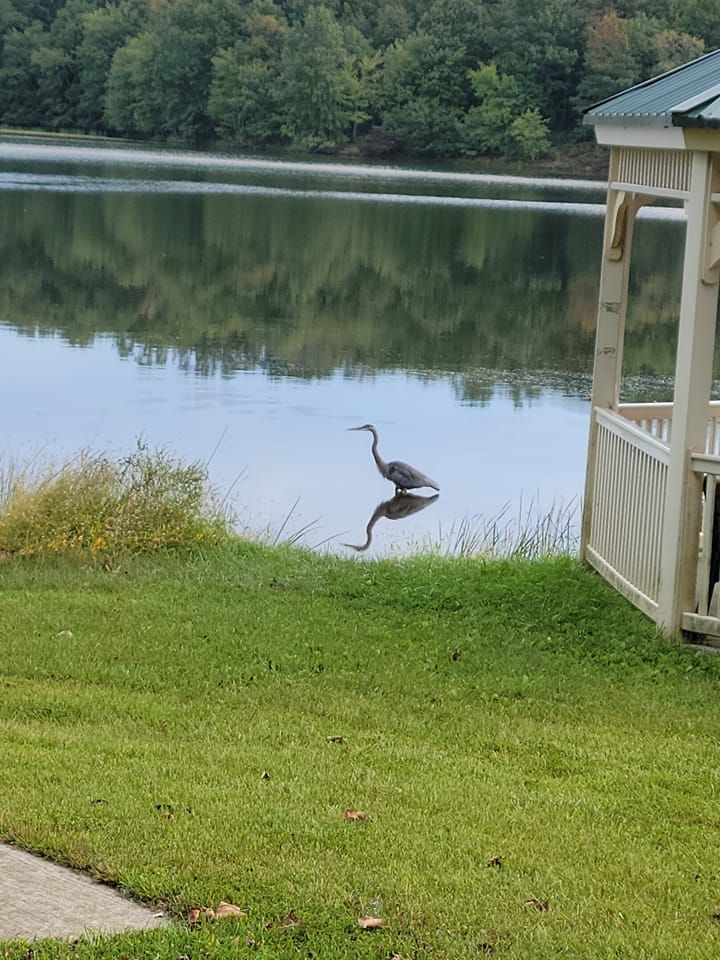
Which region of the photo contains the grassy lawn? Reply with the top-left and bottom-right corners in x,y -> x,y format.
1,544 -> 720,959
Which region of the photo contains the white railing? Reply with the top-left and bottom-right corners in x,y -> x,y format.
619,400 -> 720,454
618,402 -> 673,443
589,401 -> 720,635
586,407 -> 669,616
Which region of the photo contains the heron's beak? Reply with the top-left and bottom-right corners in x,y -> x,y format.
347,426 -> 365,431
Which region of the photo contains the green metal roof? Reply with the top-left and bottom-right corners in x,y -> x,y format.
584,48 -> 720,129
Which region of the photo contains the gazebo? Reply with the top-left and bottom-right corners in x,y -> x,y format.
582,49 -> 720,639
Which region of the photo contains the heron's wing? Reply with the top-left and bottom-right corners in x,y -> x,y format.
387,460 -> 440,491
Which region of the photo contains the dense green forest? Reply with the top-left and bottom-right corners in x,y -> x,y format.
0,0 -> 717,158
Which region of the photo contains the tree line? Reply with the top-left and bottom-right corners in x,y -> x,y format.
0,0 -> 717,159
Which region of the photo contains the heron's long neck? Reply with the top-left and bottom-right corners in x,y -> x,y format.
369,429 -> 387,476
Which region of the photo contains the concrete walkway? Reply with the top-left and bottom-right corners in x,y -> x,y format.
0,844 -> 168,942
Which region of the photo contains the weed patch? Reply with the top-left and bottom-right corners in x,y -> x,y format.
0,445 -> 228,559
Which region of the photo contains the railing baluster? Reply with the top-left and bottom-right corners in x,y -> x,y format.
588,407 -> 669,608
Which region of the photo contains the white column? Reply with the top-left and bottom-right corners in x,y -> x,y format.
657,150 -> 720,634
580,158 -> 638,555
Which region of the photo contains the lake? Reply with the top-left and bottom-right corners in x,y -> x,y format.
0,137 -> 689,556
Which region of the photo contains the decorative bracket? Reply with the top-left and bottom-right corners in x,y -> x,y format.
703,200 -> 720,284
606,191 -> 629,261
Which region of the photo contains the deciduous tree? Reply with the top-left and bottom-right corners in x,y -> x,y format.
381,32 -> 467,153
278,5 -> 360,147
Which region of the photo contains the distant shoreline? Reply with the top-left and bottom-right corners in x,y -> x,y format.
0,126 -> 610,182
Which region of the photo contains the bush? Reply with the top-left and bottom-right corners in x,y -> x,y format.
0,443 -> 230,559
506,108 -> 551,160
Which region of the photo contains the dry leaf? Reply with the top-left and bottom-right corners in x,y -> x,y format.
486,855 -> 503,868
261,771 -> 270,780
266,910 -> 300,932
450,650 -> 461,661
524,898 -> 549,912
358,916 -> 383,930
215,901 -> 247,919
186,907 -> 202,924
326,735 -> 345,743
343,808 -> 370,821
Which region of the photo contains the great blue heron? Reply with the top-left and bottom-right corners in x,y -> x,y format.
348,424 -> 440,494
343,492 -> 440,552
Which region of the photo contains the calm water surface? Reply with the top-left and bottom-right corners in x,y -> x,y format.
0,137 -> 690,555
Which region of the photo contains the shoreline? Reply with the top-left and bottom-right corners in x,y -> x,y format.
0,126 -> 609,181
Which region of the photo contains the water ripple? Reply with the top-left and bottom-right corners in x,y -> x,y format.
0,139 -> 606,191
0,170 -> 684,219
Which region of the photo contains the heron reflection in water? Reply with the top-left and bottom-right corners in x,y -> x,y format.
348,424 -> 440,494
343,492 -> 439,552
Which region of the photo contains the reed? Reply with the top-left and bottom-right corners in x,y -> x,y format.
436,495 -> 579,559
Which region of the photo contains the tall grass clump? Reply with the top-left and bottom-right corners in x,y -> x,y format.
0,444 -> 230,559
439,495 -> 579,559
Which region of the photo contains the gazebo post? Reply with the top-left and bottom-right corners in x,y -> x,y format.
657,150 -> 720,633
581,159 -> 639,556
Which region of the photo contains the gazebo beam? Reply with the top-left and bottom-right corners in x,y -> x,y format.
657,151 -> 720,633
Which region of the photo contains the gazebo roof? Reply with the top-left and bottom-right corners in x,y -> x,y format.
585,48 -> 720,129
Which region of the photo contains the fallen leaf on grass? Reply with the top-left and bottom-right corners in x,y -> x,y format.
358,916 -> 383,930
326,735 -> 345,743
261,771 -> 271,780
215,901 -> 247,918
486,855 -> 503,868
343,808 -> 371,821
524,898 -> 549,912
187,902 -> 247,924
267,910 -> 300,932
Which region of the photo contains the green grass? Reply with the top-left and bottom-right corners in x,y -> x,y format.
1,544 -> 720,959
